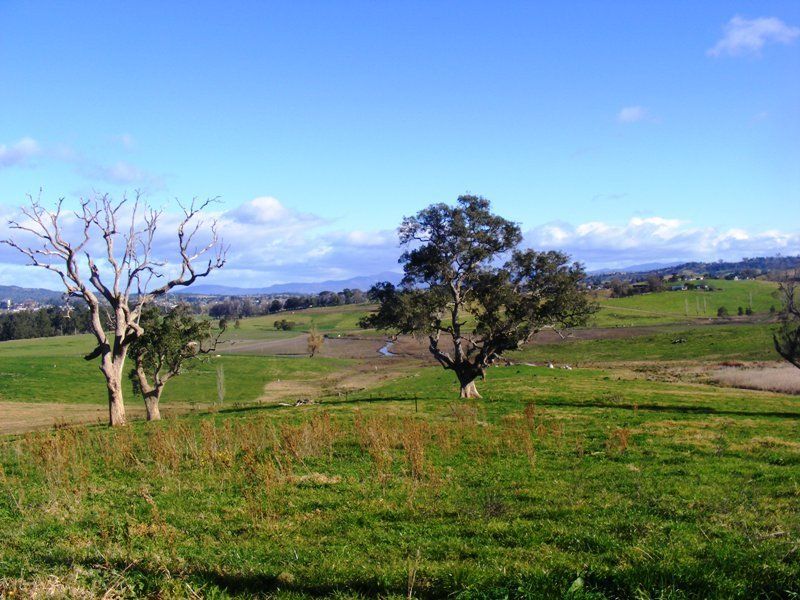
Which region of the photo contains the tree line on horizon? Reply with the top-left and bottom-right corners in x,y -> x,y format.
0,305 -> 93,341
207,288 -> 366,319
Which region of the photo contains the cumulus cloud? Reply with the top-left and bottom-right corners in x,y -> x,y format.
616,106 -> 648,124
224,196 -> 323,228
708,16 -> 800,57
3,195 -> 797,289
211,198 -> 400,285
0,137 -> 41,169
525,216 -> 800,269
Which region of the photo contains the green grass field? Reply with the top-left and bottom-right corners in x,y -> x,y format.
1,302 -> 798,598
224,304 -> 371,341
1,366 -> 798,598
593,279 -> 779,327
515,323 -> 781,365
0,317 -> 783,406
0,333 -> 347,405
226,280 -> 780,334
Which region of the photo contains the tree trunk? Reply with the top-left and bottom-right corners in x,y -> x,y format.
144,389 -> 162,421
101,351 -> 128,426
134,363 -> 164,422
106,378 -> 127,426
456,368 -> 483,399
459,380 -> 482,399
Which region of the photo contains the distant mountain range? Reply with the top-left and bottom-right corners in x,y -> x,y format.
0,285 -> 63,304
172,271 -> 404,296
4,255 -> 798,303
589,261 -> 682,275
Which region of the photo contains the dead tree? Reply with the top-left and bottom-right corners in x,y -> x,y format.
774,279 -> 800,369
2,192 -> 226,425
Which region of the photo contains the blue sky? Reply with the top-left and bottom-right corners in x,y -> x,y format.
1,1 -> 798,287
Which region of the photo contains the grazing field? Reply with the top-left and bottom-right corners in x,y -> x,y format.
593,279 -> 779,327
1,303 -> 798,598
0,332 -> 347,407
1,367 -> 798,598
224,304 -> 373,341
515,323 -> 780,365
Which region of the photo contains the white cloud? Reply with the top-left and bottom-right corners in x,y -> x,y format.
525,216 -> 800,269
77,160 -> 163,188
617,106 -> 648,123
0,137 -> 41,169
708,16 -> 800,57
0,136 -> 161,189
224,196 -> 322,227
2,195 -> 797,289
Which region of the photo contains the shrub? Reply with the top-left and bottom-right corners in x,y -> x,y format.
273,319 -> 297,331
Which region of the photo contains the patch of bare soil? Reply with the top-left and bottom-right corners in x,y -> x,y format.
627,361 -> 800,395
0,402 -> 210,435
259,358 -> 421,404
222,334 -> 390,359
220,325 -> 715,361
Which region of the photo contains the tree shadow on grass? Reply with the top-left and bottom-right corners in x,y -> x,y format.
37,556 -> 396,598
211,393 -> 800,421
531,399 -> 800,419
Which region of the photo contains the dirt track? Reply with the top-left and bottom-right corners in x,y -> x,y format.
218,324 -> 739,361
0,401 -> 211,436
221,335 -> 390,359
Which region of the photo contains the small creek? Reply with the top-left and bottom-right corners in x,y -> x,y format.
378,340 -> 397,357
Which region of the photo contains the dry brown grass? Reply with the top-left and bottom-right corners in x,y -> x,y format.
354,411 -> 398,480
400,418 -> 431,481
711,364 -> 800,395
0,574 -> 105,599
606,427 -> 631,454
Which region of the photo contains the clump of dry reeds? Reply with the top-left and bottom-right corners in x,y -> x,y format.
499,414 -> 536,468
711,364 -> 800,395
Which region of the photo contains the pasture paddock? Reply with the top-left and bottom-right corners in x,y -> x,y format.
1,366 -> 798,598
0,303 -> 798,598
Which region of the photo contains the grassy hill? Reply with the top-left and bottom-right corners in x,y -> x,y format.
1,297 -> 798,597
593,279 -> 779,327
516,323 -> 780,365
224,304 -> 372,341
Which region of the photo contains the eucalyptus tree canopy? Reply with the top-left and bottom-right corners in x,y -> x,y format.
360,195 -> 596,398
129,304 -> 223,421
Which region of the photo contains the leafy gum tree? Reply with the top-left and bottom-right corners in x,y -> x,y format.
360,195 -> 596,398
129,304 -> 224,420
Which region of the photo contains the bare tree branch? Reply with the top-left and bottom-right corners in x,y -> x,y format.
1,192 -> 227,425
